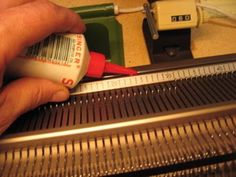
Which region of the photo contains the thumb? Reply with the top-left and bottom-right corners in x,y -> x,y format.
0,77 -> 69,133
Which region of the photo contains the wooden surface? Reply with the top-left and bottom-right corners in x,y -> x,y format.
51,0 -> 236,67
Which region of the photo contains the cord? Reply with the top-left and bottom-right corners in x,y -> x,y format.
119,7 -> 144,14
196,2 -> 236,21
114,5 -> 144,15
114,3 -> 236,21
208,19 -> 236,28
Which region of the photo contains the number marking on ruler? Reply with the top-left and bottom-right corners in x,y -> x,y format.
71,62 -> 236,95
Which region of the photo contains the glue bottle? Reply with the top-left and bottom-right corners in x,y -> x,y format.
6,34 -> 137,88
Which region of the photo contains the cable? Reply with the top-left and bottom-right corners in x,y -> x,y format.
196,3 -> 236,21
119,7 -> 144,14
114,3 -> 236,20
208,19 -> 236,28
114,5 -> 143,15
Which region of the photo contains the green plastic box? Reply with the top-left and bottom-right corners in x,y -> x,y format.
71,3 -> 124,65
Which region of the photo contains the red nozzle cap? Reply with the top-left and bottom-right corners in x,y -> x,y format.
86,52 -> 106,78
86,51 -> 137,78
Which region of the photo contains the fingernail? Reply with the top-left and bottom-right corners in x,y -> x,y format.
51,89 -> 69,102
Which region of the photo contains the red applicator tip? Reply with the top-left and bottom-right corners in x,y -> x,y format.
86,51 -> 137,78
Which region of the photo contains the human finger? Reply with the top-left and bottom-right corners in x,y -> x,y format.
0,0 -> 36,10
0,0 -> 85,65
0,77 -> 69,134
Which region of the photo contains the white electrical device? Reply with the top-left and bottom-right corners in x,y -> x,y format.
151,0 -> 198,31
149,0 -> 236,32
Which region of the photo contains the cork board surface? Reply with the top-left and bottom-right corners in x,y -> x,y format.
51,0 -> 236,67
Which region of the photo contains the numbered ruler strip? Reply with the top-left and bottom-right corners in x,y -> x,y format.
71,61 -> 236,95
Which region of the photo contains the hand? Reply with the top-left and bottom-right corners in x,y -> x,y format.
0,0 -> 85,134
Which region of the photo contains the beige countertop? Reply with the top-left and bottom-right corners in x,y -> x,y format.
51,0 -> 236,67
